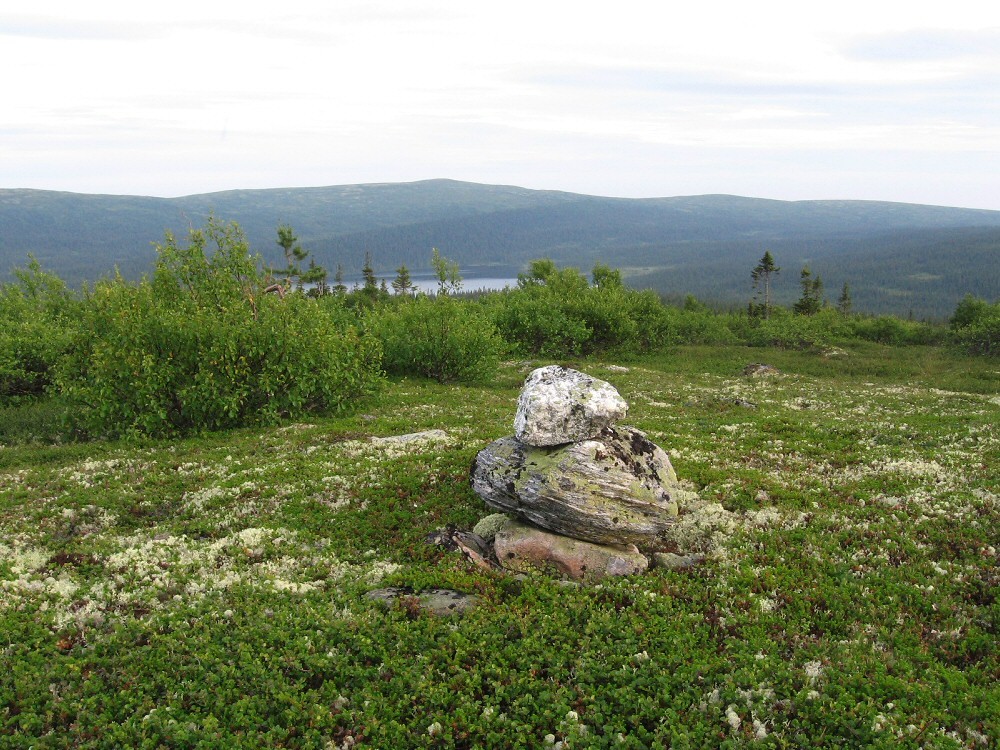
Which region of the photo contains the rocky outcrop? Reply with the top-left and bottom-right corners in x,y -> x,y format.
514,365 -> 627,446
471,425 -> 680,546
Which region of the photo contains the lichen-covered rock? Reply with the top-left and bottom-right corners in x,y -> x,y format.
742,363 -> 780,377
514,366 -> 627,446
472,513 -> 510,543
493,518 -> 648,581
471,425 -> 679,546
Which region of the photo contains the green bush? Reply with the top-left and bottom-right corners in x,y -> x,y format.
950,293 -> 992,331
726,307 -> 838,349
953,311 -> 999,355
848,315 -> 944,346
0,257 -> 77,401
950,295 -> 999,355
55,220 -> 382,437
372,295 -> 505,382
491,263 -> 680,357
670,305 -> 739,346
490,286 -> 592,357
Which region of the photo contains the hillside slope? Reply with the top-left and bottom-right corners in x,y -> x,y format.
2,179 -> 998,317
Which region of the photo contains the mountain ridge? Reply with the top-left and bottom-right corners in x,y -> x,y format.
2,179 -> 998,318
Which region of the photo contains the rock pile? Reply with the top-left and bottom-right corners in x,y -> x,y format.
470,365 -> 692,581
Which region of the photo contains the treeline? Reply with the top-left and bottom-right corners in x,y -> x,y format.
1,220 -> 996,440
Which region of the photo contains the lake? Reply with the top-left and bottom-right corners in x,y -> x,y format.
336,267 -> 520,296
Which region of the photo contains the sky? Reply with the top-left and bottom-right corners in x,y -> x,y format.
3,1 -> 999,209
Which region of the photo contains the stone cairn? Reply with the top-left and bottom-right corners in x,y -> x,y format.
468,365 -> 692,581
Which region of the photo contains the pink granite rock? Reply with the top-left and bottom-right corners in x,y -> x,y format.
493,518 -> 649,581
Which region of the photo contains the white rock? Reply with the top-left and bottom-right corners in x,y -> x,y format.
514,366 -> 627,446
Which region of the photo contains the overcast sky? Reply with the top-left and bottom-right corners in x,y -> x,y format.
3,1 -> 999,209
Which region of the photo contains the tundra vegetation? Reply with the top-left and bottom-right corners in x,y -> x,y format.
0,220 -> 997,747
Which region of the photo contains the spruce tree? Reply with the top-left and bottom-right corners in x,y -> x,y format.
392,264 -> 415,296
333,264 -> 347,295
359,251 -> 383,305
837,282 -> 853,314
793,266 -> 823,315
750,251 -> 780,318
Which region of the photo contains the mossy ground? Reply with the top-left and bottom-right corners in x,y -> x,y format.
1,345 -> 997,748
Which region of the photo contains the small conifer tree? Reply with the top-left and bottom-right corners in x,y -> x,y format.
392,264 -> 415,296
793,266 -> 824,315
837,282 -> 853,314
750,251 -> 780,318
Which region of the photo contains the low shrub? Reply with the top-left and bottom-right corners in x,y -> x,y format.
950,294 -> 999,355
848,314 -> 945,346
55,220 -> 382,438
490,286 -> 593,357
0,258 -> 77,401
726,308 -> 839,349
668,306 -> 739,346
490,263 -> 690,357
372,295 -> 505,383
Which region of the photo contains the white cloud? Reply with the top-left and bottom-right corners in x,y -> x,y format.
1,1 -> 999,208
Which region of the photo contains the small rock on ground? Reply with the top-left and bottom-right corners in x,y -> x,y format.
365,587 -> 479,617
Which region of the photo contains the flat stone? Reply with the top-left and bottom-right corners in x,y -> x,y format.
365,587 -> 479,617
493,518 -> 648,581
742,363 -> 780,377
370,429 -> 449,445
514,366 -> 627,446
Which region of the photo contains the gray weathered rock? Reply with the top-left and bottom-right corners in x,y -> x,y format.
493,518 -> 648,581
471,425 -> 679,546
365,587 -> 479,617
742,363 -> 780,377
370,429 -> 450,446
514,366 -> 628,446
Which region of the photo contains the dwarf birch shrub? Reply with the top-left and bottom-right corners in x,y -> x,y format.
490,285 -> 593,357
953,312 -> 999,356
0,257 -> 77,401
726,307 -> 843,349
848,314 -> 944,346
490,264 -> 653,357
950,294 -> 999,355
372,295 -> 504,383
55,219 -> 382,437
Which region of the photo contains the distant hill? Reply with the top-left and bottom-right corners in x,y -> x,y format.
2,179 -> 998,318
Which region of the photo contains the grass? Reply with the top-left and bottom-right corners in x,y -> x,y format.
1,344 -> 997,748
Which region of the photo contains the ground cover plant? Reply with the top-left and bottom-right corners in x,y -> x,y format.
1,344 -> 997,748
